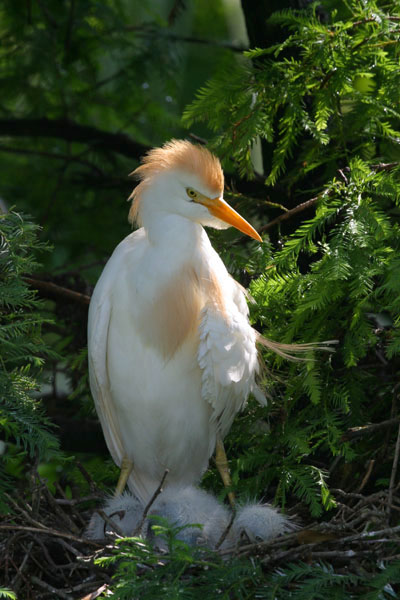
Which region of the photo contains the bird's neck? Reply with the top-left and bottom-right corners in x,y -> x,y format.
144,214 -> 205,256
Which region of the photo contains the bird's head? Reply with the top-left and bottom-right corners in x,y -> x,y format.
129,140 -> 262,242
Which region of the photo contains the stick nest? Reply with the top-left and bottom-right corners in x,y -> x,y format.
1,458 -> 400,600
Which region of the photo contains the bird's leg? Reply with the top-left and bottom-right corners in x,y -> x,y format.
215,436 -> 235,508
114,456 -> 134,496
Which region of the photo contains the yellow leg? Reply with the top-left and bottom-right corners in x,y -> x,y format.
114,456 -> 134,496
215,436 -> 235,508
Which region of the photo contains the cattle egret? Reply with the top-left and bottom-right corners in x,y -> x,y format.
88,139 -> 269,506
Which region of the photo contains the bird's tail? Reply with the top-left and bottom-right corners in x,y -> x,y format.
255,332 -> 337,361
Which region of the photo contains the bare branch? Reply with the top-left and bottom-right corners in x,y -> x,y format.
341,417 -> 400,441
0,524 -> 100,546
260,196 -> 319,232
30,575 -> 73,599
0,144 -> 104,176
95,509 -> 125,538
0,117 -> 148,160
123,26 -> 247,52
24,276 -> 91,306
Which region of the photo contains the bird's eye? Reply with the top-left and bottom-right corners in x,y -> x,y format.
186,188 -> 197,201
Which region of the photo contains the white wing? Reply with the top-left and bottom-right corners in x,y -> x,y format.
87,254 -> 126,469
198,277 -> 266,439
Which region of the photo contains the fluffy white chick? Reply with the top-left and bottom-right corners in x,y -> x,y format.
148,485 -> 230,550
86,486 -> 230,548
231,502 -> 295,544
86,490 -> 295,550
86,492 -> 144,540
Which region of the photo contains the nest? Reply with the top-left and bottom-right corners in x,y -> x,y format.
1,453 -> 400,600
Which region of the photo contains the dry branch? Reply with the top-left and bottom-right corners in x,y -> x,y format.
341,416 -> 400,441
260,196 -> 319,232
24,276 -> 91,305
0,117 -> 148,159
1,463 -> 399,598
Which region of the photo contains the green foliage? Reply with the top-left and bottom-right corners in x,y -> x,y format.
184,0 -> 400,183
0,590 -> 17,600
0,211 -> 59,491
185,0 -> 400,521
98,527 -> 400,599
1,0 -> 400,597
0,0 -> 237,270
237,162 -> 400,513
363,561 -> 400,600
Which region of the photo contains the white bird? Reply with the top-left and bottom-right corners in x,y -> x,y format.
88,139 -> 271,506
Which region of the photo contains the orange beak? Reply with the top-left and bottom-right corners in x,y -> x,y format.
199,196 -> 262,242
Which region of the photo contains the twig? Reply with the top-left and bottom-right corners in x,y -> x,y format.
4,493 -> 48,530
219,530 -> 301,557
261,541 -> 318,565
55,494 -> 103,506
11,540 -> 33,591
260,196 -> 320,232
57,538 -> 84,557
80,583 -> 109,600
55,482 -> 87,528
341,417 -> 400,441
64,575 -> 98,593
337,524 -> 400,544
66,576 -> 102,593
344,510 -> 385,530
387,423 -> 400,520
75,461 -> 101,493
188,132 -> 208,145
371,162 -> 399,172
0,524 -> 101,546
39,476 -> 80,534
357,459 -> 375,493
35,534 -> 64,572
96,509 -> 125,538
215,509 -> 236,550
0,117 -> 148,160
0,144 -> 104,176
24,276 -> 91,305
309,549 -> 374,559
260,528 -> 388,565
330,488 -> 379,501
134,469 -> 169,536
30,575 -> 73,599
123,27 -> 248,52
